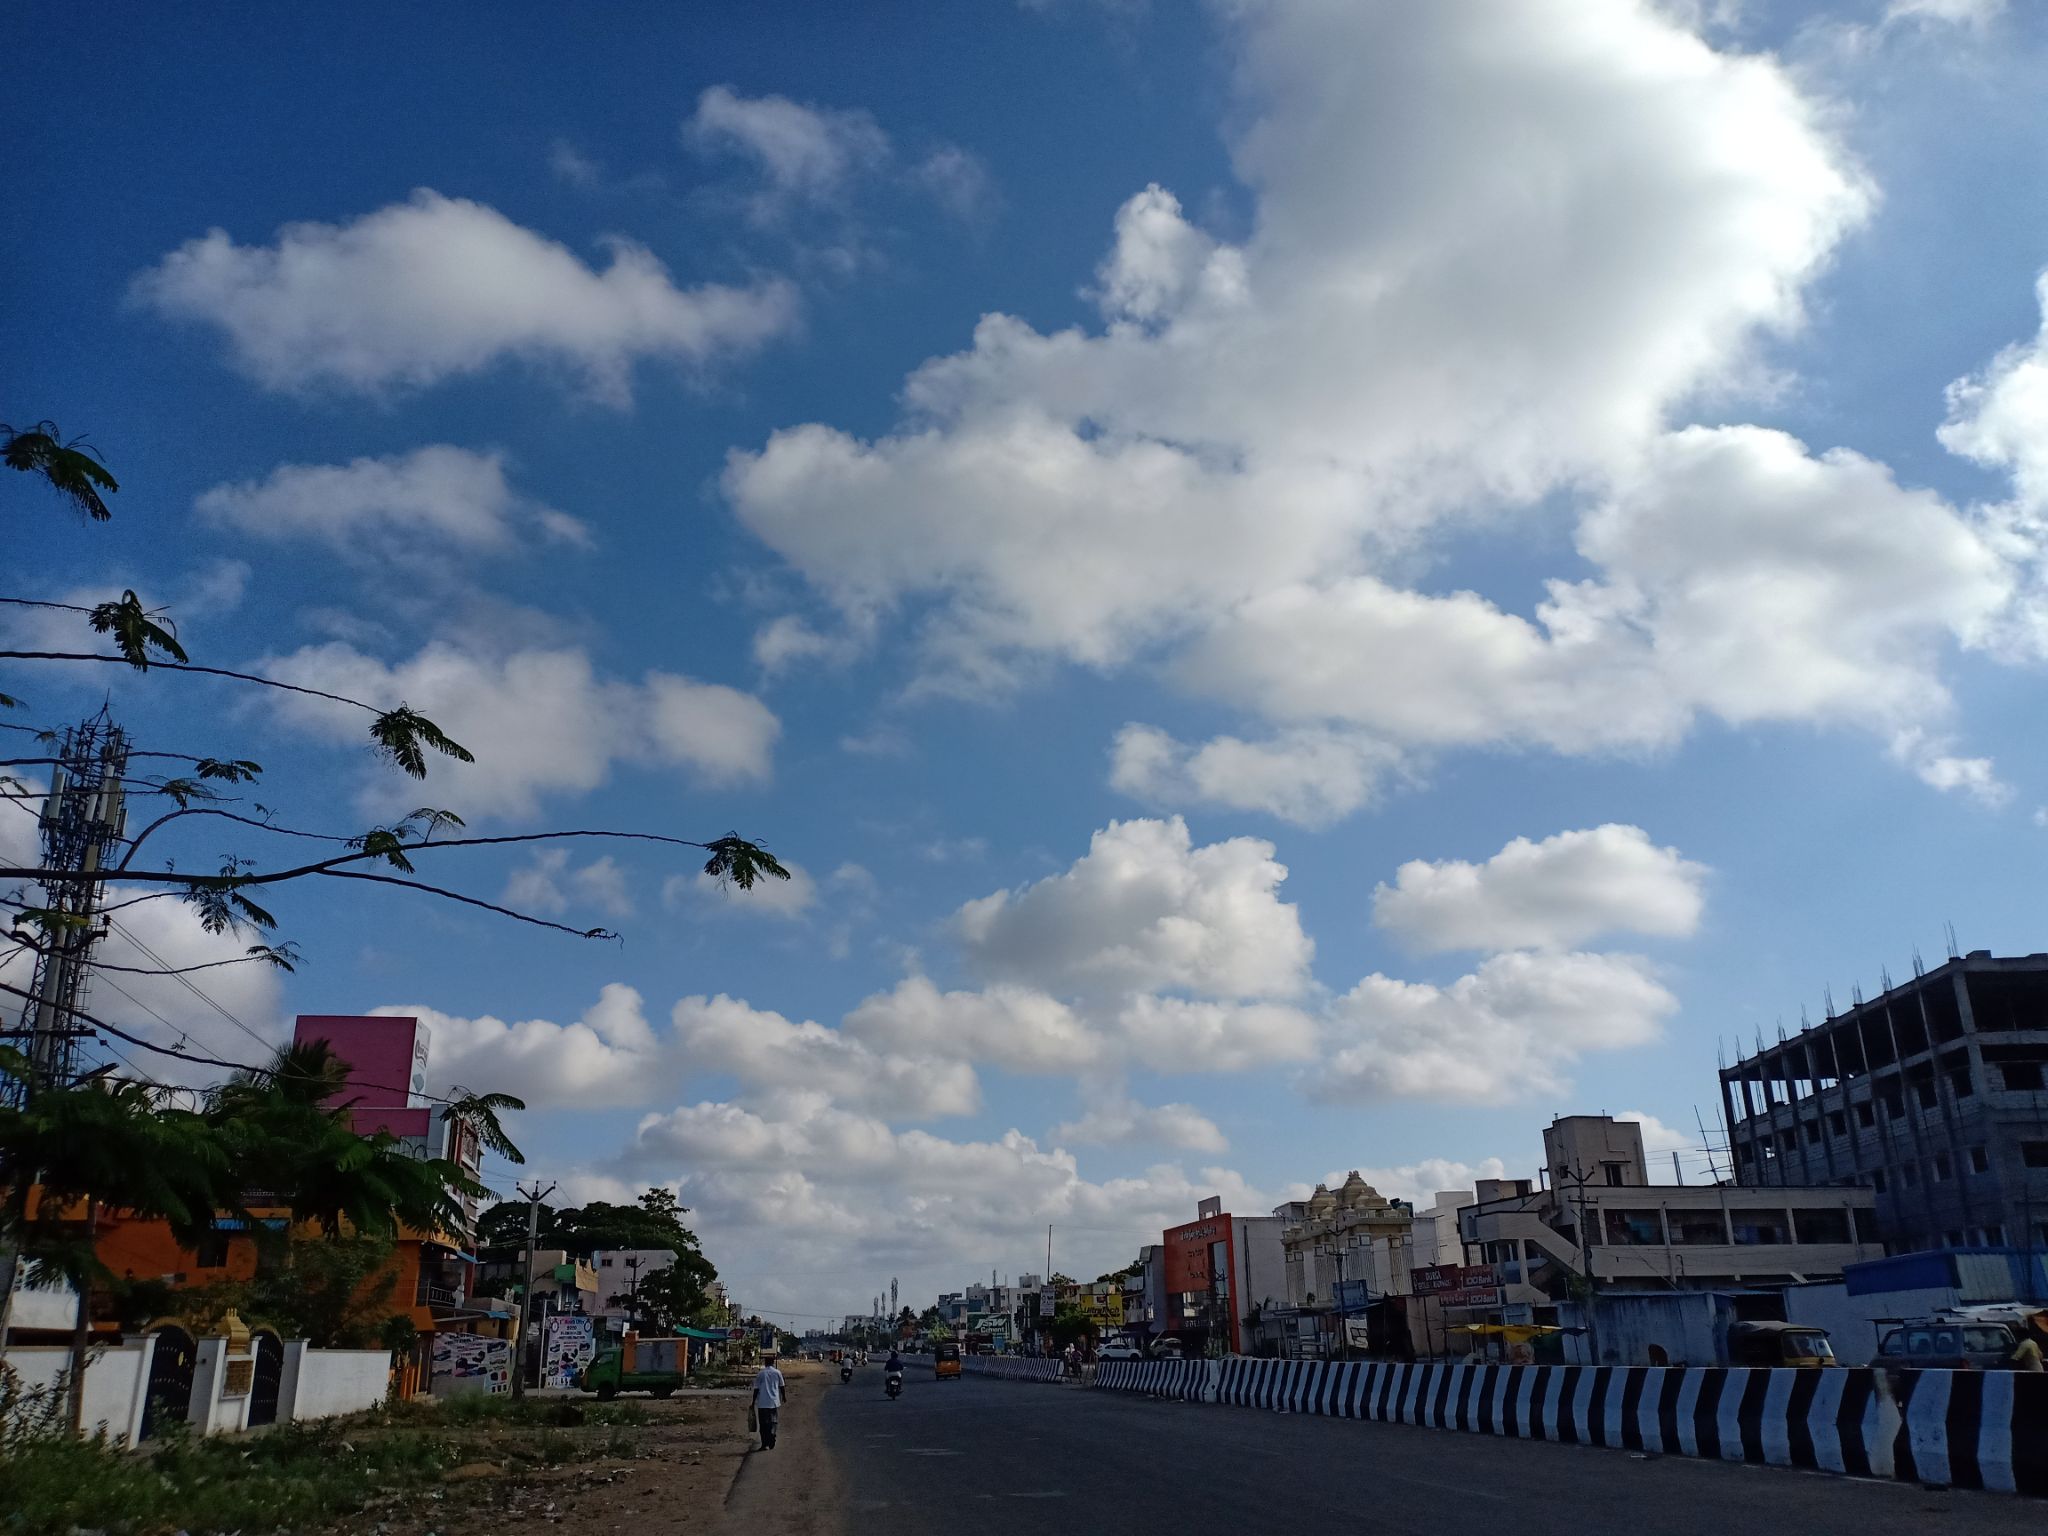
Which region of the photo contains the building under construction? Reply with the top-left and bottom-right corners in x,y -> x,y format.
1721,950 -> 2048,1255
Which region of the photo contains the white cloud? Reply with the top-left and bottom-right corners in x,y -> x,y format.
1052,1091 -> 1228,1154
913,147 -> 995,224
955,816 -> 1311,1000
1943,274 -> 2048,505
671,860 -> 819,919
752,614 -> 861,673
549,140 -> 603,187
669,993 -> 979,1120
842,976 -> 1105,1074
1372,824 -> 1708,954
615,1091 -> 1290,1316
726,2 -> 1871,700
196,445 -> 589,564
1314,950 -> 1678,1103
257,641 -> 778,819
1112,995 -> 1322,1073
376,985 -> 659,1107
1110,723 -> 1400,826
503,850 -> 633,920
685,86 -> 892,215
1885,0 -> 2006,27
133,189 -> 796,402
1888,727 -> 2011,807
1182,429 -> 2016,760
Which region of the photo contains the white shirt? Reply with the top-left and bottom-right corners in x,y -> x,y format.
753,1364 -> 786,1409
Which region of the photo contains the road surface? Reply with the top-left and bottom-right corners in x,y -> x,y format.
816,1364 -> 2039,1535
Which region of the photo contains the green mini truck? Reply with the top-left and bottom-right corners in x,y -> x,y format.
578,1337 -> 688,1399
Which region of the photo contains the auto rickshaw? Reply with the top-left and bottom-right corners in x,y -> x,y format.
1727,1320 -> 1836,1367
933,1341 -> 962,1379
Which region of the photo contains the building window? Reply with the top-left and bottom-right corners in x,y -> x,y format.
1855,1102 -> 1876,1129
1855,1210 -> 1881,1244
1667,1209 -> 1727,1245
1731,1210 -> 1792,1245
1795,1208 -> 1852,1245
193,1230 -> 231,1269
1946,1230 -> 1966,1248
1803,1121 -> 1823,1146
1971,1146 -> 1991,1175
1827,1111 -> 1848,1138
1869,1169 -> 1888,1193
1601,1161 -> 1627,1187
1881,1093 -> 1905,1119
2002,1063 -> 2045,1091
1983,1225 -> 2007,1246
1932,1153 -> 1953,1182
1777,1131 -> 1799,1154
1603,1209 -> 1663,1246
2022,1141 -> 2048,1169
1952,1071 -> 1975,1099
1916,1081 -> 1939,1111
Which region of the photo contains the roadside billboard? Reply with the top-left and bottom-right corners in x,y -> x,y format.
1411,1263 -> 1500,1309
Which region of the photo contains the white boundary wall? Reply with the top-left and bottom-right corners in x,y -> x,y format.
3,1341 -> 155,1446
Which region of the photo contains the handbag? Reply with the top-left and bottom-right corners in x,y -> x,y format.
747,1403 -> 759,1432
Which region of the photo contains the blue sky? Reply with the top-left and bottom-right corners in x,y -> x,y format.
12,0 -> 2048,1323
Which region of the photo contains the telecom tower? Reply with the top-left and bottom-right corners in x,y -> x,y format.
890,1277 -> 898,1318
3,710 -> 128,1104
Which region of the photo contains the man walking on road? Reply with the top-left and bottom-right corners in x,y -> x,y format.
751,1359 -> 787,1450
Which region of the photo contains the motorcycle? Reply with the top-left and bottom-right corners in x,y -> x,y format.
840,1362 -> 854,1384
885,1370 -> 903,1400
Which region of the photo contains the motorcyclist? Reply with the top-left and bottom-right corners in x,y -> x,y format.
886,1349 -> 903,1373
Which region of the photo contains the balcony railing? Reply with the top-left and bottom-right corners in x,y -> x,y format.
416,1282 -> 461,1309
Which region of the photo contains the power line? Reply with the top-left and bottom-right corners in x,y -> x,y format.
106,916 -> 275,1055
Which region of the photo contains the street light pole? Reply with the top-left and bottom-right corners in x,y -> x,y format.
511,1179 -> 556,1401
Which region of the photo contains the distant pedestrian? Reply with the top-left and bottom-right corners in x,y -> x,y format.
751,1359 -> 787,1449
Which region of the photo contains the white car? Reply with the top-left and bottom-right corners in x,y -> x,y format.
1097,1341 -> 1142,1360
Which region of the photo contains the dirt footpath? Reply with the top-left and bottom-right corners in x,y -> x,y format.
715,1361 -> 843,1536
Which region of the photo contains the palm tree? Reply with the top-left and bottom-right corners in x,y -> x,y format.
0,1052 -> 229,1430
205,1042 -> 514,1242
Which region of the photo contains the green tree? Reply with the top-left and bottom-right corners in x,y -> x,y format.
1049,1305 -> 1100,1348
631,1251 -> 719,1334
0,1052 -> 230,1430
184,1232 -> 403,1348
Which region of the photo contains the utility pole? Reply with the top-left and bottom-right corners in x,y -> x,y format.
511,1179 -> 555,1400
1558,1162 -> 1601,1366
625,1255 -> 643,1333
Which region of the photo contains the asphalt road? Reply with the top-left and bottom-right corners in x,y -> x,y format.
816,1364 -> 2042,1536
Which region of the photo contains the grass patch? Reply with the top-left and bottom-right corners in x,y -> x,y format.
0,1393 -> 665,1535
0,1418 -> 462,1536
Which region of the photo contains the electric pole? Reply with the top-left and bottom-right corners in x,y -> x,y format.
1558,1162 -> 1602,1366
3,709 -> 130,1107
512,1179 -> 556,1399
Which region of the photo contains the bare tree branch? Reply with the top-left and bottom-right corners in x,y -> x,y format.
312,868 -> 620,940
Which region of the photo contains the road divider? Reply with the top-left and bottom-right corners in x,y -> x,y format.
1092,1357 -> 2048,1498
962,1355 -> 1063,1383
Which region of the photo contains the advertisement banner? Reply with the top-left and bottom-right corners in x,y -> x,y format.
1039,1290 -> 1056,1317
430,1330 -> 511,1396
543,1314 -> 596,1389
1344,1317 -> 1373,1349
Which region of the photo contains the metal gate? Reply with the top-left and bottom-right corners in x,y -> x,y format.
139,1324 -> 195,1440
247,1330 -> 284,1427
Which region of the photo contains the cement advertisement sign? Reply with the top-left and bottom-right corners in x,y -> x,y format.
543,1314 -> 596,1389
